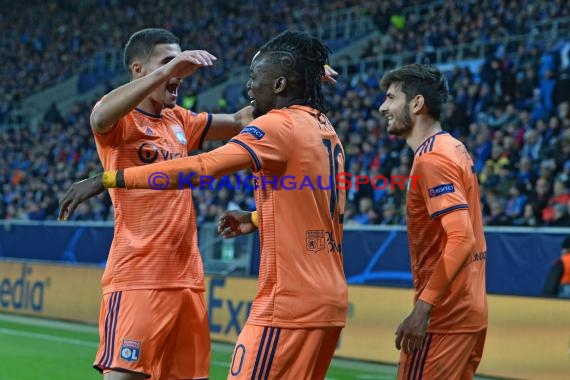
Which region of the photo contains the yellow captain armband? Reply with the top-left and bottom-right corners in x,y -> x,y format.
250,211 -> 259,228
102,170 -> 117,188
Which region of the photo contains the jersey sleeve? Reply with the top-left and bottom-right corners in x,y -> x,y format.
226,110 -> 293,173
123,142 -> 251,189
418,209 -> 476,305
415,153 -> 468,219
91,100 -> 128,147
175,106 -> 213,151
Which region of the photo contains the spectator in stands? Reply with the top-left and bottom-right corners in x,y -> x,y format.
528,178 -> 553,224
516,156 -> 537,186
512,203 -> 541,226
504,183 -> 528,219
350,197 -> 376,225
542,236 -> 570,298
378,202 -> 400,225
485,199 -> 512,226
549,203 -> 570,226
542,179 -> 570,221
520,129 -> 543,161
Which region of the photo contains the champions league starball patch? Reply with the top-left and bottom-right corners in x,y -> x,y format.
120,339 -> 141,362
171,125 -> 187,145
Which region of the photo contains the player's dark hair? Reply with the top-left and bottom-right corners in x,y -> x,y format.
257,30 -> 330,112
380,63 -> 449,120
124,28 -> 179,74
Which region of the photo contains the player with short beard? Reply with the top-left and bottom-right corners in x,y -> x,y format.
379,64 -> 488,379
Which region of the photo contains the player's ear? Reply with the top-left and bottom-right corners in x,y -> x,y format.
411,94 -> 425,114
273,76 -> 287,94
130,61 -> 144,79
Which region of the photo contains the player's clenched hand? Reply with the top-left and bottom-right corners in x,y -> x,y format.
218,210 -> 257,238
321,64 -> 338,85
165,50 -> 217,78
58,174 -> 105,221
395,300 -> 432,354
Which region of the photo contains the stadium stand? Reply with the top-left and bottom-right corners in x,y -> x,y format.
1,0 -> 569,227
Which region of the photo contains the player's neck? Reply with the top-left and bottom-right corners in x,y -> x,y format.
406,118 -> 442,152
137,98 -> 164,116
277,94 -> 307,110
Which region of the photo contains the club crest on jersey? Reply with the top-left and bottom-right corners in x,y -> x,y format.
306,230 -> 325,252
171,125 -> 187,145
428,183 -> 455,198
120,339 -> 141,362
240,126 -> 265,140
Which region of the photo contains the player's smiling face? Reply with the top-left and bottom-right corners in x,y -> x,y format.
379,83 -> 413,137
247,53 -> 280,118
136,43 -> 183,110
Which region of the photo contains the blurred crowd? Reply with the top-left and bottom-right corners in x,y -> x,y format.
0,0 -> 380,124
1,0 -> 570,227
362,0 -> 569,63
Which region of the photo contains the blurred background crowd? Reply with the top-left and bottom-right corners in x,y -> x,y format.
1,0 -> 569,227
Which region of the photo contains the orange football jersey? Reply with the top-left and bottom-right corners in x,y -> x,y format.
94,105 -> 211,293
406,131 -> 487,333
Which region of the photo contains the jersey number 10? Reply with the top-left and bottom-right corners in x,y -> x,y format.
322,138 -> 345,220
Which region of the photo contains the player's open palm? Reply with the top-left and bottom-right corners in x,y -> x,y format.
58,174 -> 105,221
166,50 -> 217,78
218,210 -> 257,238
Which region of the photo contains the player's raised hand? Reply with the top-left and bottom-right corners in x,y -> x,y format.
58,174 -> 106,221
218,210 -> 258,238
165,50 -> 217,78
322,64 -> 339,85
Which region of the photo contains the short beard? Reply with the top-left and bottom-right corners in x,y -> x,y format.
389,107 -> 413,137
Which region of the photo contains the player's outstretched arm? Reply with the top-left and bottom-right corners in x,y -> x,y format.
91,50 -> 216,134
218,210 -> 258,238
121,143 -> 251,189
206,105 -> 254,141
59,142 -> 252,220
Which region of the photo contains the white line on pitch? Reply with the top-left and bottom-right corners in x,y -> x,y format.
0,327 -> 98,347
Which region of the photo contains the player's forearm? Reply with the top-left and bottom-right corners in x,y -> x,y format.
124,156 -> 205,189
102,143 -> 253,190
90,67 -> 171,134
206,105 -> 254,141
419,210 -> 476,305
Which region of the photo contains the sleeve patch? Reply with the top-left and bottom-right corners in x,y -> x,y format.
240,126 -> 265,140
428,183 -> 455,198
